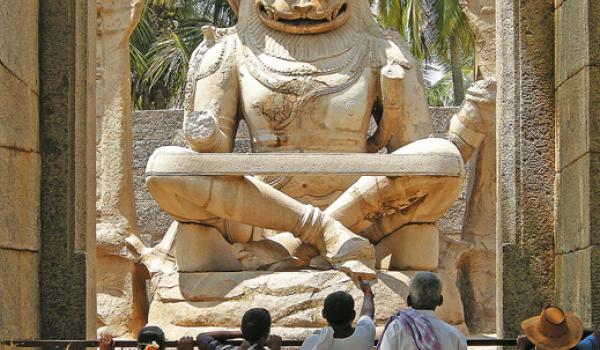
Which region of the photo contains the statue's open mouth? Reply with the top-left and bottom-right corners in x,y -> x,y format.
257,2 -> 350,34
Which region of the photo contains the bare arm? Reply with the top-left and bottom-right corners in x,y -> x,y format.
197,331 -> 243,341
359,278 -> 375,319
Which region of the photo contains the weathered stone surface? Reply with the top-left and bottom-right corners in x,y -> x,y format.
0,249 -> 39,347
556,67 -> 600,170
497,0 -> 556,338
0,147 -> 40,251
555,0 -> 600,86
556,153 -> 600,254
148,270 -> 466,339
0,64 -> 39,152
555,245 -> 600,327
0,0 -> 39,92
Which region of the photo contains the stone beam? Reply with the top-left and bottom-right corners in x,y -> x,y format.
146,147 -> 464,177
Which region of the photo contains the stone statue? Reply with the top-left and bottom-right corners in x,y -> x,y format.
145,0 -> 496,279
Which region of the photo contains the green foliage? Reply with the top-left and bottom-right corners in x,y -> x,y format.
376,0 -> 474,105
130,0 -> 236,109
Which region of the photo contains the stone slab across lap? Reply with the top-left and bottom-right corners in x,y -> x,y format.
146,147 -> 464,177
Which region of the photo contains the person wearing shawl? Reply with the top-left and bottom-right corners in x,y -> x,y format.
197,308 -> 282,350
299,278 -> 376,350
378,272 -> 466,350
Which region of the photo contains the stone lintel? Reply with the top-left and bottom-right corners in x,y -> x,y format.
146,146 -> 464,177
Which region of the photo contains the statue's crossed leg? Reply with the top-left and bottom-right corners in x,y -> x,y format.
146,138 -> 462,279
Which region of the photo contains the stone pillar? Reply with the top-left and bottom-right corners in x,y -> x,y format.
38,0 -> 97,340
0,0 -> 41,346
95,0 -> 146,338
554,0 -> 600,329
458,0 -> 497,334
496,0 -> 556,338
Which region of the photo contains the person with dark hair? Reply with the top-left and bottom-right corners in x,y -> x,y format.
197,308 -> 282,350
299,278 -> 376,350
378,272 -> 466,350
99,325 -> 193,350
138,326 -> 166,350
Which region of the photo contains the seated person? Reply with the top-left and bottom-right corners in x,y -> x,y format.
197,308 -> 281,350
517,306 -> 600,350
378,272 -> 466,350
300,278 -> 376,350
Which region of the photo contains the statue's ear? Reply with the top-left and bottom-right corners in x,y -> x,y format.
227,0 -> 239,16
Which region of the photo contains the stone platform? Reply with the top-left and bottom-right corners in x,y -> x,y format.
148,270 -> 468,339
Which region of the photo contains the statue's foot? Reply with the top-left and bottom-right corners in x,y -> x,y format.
232,240 -> 307,271
337,260 -> 378,281
321,220 -> 376,278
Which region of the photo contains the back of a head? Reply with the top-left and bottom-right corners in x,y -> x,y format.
323,291 -> 356,327
138,326 -> 166,350
241,308 -> 272,344
409,272 -> 443,310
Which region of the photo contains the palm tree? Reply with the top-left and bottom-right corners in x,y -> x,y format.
376,0 -> 473,105
130,0 -> 236,109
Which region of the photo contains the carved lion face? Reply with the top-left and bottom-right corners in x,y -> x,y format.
255,0 -> 350,34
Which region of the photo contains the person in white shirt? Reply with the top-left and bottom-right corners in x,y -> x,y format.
377,272 -> 466,350
300,278 -> 376,350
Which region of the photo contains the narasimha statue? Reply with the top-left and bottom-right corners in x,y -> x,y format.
145,0 -> 496,278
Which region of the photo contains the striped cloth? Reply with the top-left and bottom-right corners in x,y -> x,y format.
378,309 -> 442,350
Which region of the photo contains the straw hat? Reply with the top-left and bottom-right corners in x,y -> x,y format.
521,307 -> 583,350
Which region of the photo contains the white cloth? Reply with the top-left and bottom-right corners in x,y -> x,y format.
378,310 -> 466,350
300,316 -> 376,350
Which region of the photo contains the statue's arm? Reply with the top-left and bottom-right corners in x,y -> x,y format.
447,78 -> 496,162
368,62 -> 434,153
368,38 -> 434,153
183,37 -> 238,153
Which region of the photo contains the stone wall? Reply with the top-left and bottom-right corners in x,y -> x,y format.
0,0 -> 41,345
554,0 -> 600,329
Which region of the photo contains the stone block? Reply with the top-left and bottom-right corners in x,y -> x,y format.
0,148 -> 40,251
0,249 -> 39,345
555,0 -> 600,86
556,67 -> 600,169
0,0 -> 38,92
555,246 -> 600,327
0,64 -> 39,152
149,270 -> 466,339
556,153 -> 600,254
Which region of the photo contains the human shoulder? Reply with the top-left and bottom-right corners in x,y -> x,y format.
299,331 -> 321,350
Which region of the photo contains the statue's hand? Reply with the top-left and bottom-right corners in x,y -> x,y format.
448,78 -> 496,161
463,78 -> 497,131
184,110 -> 221,152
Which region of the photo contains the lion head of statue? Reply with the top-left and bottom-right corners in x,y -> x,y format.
229,0 -> 377,34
